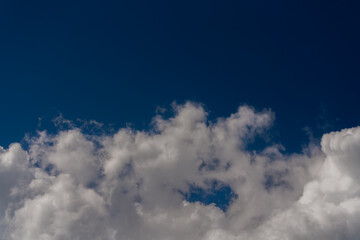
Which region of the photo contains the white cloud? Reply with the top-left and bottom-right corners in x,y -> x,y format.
0,102 -> 359,240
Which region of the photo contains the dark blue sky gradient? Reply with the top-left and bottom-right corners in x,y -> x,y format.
0,0 -> 359,152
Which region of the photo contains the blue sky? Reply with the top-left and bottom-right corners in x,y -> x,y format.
1,0 -> 359,152
1,1 -> 360,239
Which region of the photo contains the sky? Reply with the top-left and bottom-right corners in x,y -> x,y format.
1,0 -> 360,239
0,0 -> 359,151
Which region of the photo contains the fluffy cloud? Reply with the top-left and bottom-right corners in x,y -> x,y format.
0,102 -> 359,240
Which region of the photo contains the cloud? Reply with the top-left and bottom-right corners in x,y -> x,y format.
0,102 -> 359,240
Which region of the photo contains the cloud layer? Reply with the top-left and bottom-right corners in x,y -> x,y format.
0,102 -> 359,240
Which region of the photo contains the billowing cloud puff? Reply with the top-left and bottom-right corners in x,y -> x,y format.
0,102 -> 359,240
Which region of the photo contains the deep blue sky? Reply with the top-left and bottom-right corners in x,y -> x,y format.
0,0 -> 359,152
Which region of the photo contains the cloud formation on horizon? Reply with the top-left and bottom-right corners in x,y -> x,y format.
0,102 -> 359,240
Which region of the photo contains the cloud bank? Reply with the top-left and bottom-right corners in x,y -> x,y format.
0,102 -> 359,240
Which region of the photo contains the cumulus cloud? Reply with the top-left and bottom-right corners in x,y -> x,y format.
0,102 -> 359,240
